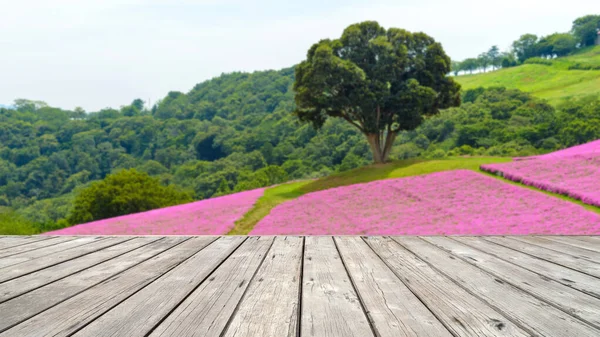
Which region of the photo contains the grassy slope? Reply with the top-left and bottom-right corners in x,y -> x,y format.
230,156 -> 600,235
456,46 -> 600,105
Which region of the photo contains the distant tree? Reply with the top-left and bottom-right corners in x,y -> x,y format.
487,46 -> 501,70
451,61 -> 462,76
477,53 -> 492,72
293,21 -> 461,163
571,15 -> 600,47
461,58 -> 479,74
214,178 -> 232,196
549,33 -> 578,56
500,53 -> 518,68
512,34 -> 539,62
67,169 -> 192,224
14,99 -> 48,112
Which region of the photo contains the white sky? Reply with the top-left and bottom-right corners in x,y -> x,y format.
0,0 -> 593,111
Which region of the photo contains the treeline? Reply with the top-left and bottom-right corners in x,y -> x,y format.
2,69 -> 600,231
453,14 -> 599,75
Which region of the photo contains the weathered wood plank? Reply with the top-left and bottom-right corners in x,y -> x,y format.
0,236 -> 84,267
0,237 -> 156,303
0,236 -> 55,250
72,236 -> 245,337
334,236 -> 452,337
366,237 -> 528,337
0,236 -> 194,335
395,237 -> 600,337
486,237 -> 600,278
455,236 -> 600,299
300,236 -> 374,337
0,237 -> 72,258
222,236 -> 303,337
540,236 -> 600,253
149,236 -> 273,337
0,237 -> 128,283
514,236 -> 600,262
424,236 -> 600,329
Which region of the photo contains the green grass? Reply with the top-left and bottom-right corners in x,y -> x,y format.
456,46 -> 600,105
228,156 -> 511,234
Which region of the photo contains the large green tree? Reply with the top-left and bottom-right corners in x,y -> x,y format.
293,21 -> 461,163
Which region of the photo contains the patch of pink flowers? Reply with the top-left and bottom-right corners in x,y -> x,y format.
45,188 -> 265,235
250,170 -> 600,235
482,140 -> 600,207
513,139 -> 600,161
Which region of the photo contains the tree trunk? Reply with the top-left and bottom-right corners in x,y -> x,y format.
366,132 -> 396,164
366,133 -> 384,164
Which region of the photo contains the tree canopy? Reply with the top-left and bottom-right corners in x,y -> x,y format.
67,169 -> 192,224
294,21 -> 461,163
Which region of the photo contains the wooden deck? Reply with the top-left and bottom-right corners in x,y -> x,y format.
0,236 -> 599,336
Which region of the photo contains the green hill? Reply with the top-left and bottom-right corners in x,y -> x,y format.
456,46 -> 600,104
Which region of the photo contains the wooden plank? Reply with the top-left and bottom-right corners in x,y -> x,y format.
395,237 -> 600,337
486,237 -> 600,278
149,236 -> 274,337
0,236 -> 190,334
0,236 -> 55,250
514,236 -> 600,261
540,236 -> 600,253
0,236 -> 104,270
1,236 -> 213,337
0,237 -> 70,257
455,236 -> 600,299
222,236 -> 303,337
424,236 -> 600,329
299,236 -> 374,337
0,236 -> 128,282
0,236 -> 82,267
0,237 -> 157,303
72,236 -> 245,337
366,237 -> 529,337
334,236 -> 452,337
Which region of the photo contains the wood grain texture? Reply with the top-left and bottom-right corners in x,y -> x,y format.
73,236 -> 245,337
396,237 -> 600,337
0,236 -> 55,250
0,237 -> 156,303
540,236 -> 600,253
455,236 -> 600,299
512,236 -> 600,263
0,237 -> 73,258
149,236 -> 273,337
366,237 -> 528,337
486,236 -> 600,278
222,236 -> 303,337
0,236 -> 86,269
334,236 -> 452,337
0,236 -> 195,335
300,236 -> 374,337
424,236 -> 600,329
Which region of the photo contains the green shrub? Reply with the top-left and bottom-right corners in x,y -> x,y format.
67,169 -> 192,225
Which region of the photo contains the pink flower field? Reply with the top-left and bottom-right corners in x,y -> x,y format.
45,188 -> 265,235
481,140 -> 600,207
250,170 -> 600,235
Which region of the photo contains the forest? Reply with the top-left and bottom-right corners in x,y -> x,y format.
1,14 -> 600,232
